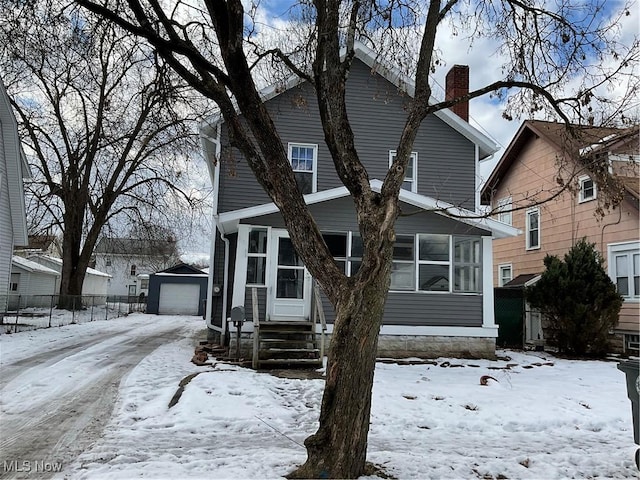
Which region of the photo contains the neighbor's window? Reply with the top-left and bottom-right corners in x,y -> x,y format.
417,234 -> 450,292
498,264 -> 513,287
288,143 -> 317,194
130,264 -> 137,276
526,208 -> 540,250
391,235 -> 415,290
105,257 -> 112,267
497,197 -> 512,225
389,150 -> 418,192
612,250 -> 639,299
246,228 -> 268,285
453,237 -> 482,292
578,176 -> 597,203
140,278 -> 149,289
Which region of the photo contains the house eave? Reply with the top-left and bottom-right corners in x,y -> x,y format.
217,179 -> 521,239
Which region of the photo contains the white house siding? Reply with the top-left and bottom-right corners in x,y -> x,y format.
94,254 -> 158,297
0,79 -> 29,312
8,262 -> 59,309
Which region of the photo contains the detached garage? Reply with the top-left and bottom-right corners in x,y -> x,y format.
147,264 -> 208,316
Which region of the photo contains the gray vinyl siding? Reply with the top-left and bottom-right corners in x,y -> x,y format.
308,279 -> 481,327
210,231 -> 237,328
242,196 -> 489,237
243,286 -> 267,323
217,59 -> 477,213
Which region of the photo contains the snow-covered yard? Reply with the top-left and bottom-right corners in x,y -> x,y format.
1,314 -> 637,479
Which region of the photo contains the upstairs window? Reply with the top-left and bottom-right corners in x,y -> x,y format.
497,197 -> 512,225
105,257 -> 112,267
526,208 -> 540,250
389,150 -> 418,192
130,264 -> 137,276
578,176 -> 597,203
289,143 -> 317,194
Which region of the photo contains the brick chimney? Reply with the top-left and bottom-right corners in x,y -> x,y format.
445,65 -> 469,122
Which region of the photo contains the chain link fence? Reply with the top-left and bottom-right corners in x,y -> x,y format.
0,294 -> 147,334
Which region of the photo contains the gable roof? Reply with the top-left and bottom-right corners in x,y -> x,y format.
157,263 -> 206,275
201,42 -> 499,160
26,254 -> 111,278
480,120 -> 637,204
95,237 -> 177,256
217,179 -> 520,239
11,256 -> 60,276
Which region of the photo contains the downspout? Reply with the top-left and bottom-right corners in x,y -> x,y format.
220,232 -> 230,341
201,122 -> 222,330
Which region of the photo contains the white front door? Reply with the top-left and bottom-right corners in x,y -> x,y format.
269,231 -> 311,320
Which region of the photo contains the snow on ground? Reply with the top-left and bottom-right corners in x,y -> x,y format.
1,314 -> 637,479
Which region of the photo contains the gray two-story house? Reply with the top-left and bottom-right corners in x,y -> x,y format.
200,44 -> 518,360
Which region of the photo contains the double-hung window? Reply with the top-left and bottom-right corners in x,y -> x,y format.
497,197 -> 512,225
526,208 -> 540,250
391,236 -> 415,290
417,234 -> 450,292
389,150 -> 418,192
323,233 -> 348,274
498,264 -> 513,287
289,143 -> 317,194
247,228 -> 268,285
609,242 -> 640,299
578,176 -> 597,203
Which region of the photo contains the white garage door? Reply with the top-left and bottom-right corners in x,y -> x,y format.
158,283 -> 200,315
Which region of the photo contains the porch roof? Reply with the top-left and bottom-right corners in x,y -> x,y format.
216,179 -> 521,239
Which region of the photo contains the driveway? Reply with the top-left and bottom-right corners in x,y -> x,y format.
0,319 -> 191,479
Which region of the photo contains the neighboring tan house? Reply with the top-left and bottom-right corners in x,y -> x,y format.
481,120 -> 639,353
200,42 -> 518,362
26,254 -> 110,302
93,237 -> 179,297
9,256 -> 59,310
0,79 -> 30,313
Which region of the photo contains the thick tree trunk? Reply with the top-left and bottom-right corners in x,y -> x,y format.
289,264 -> 391,479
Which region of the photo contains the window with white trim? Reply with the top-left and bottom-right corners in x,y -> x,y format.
578,176 -> 597,203
391,235 -> 415,290
498,264 -> 513,287
453,237 -> 482,292
347,234 -> 363,277
389,150 -> 418,192
323,233 -> 348,274
609,242 -> 640,300
496,197 -> 512,225
526,208 -> 540,250
246,228 -> 268,285
130,264 -> 137,276
288,143 -> 317,194
418,234 -> 450,291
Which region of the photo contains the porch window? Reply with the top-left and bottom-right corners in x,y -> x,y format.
323,233 -> 348,273
389,150 -> 418,192
526,208 -> 540,250
391,235 -> 415,290
417,234 -> 450,292
348,234 -> 363,276
453,237 -> 482,292
247,228 -> 268,285
288,143 -> 317,194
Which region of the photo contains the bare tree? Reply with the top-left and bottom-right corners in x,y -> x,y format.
0,1 -> 208,308
74,0 -> 637,477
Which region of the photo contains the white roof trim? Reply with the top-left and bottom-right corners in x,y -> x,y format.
217,179 -> 520,239
200,42 -> 499,159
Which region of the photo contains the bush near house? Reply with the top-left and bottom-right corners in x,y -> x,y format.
526,239 -> 622,357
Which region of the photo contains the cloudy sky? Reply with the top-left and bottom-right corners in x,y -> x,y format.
183,0 -> 638,259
